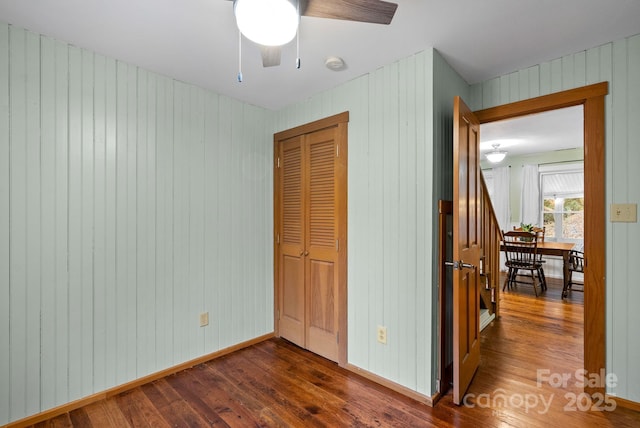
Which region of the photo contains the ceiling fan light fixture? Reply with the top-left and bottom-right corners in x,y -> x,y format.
234,0 -> 299,47
486,144 -> 507,163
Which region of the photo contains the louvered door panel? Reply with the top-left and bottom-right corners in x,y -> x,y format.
278,137 -> 305,347
305,128 -> 339,361
309,138 -> 335,247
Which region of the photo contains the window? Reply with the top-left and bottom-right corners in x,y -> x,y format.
543,196 -> 584,239
539,164 -> 583,242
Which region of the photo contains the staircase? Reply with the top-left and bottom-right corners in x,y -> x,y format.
479,173 -> 503,317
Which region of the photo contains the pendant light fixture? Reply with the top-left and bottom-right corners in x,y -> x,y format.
486,143 -> 507,163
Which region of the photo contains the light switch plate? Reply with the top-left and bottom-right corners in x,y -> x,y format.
610,203 -> 637,223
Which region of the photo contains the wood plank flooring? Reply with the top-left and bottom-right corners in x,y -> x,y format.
26,277 -> 639,427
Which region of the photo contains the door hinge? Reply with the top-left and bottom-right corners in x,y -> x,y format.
277,156 -> 280,168
336,144 -> 339,157
336,239 -> 339,251
436,379 -> 442,393
276,232 -> 280,245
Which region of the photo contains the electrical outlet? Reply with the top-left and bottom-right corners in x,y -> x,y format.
377,326 -> 387,344
199,312 -> 209,327
610,203 -> 637,223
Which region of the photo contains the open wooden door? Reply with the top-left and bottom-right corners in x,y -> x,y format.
452,96 -> 482,405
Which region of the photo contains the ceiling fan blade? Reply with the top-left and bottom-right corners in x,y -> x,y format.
261,45 -> 282,67
301,0 -> 398,25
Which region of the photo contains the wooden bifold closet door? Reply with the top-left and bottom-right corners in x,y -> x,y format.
274,112 -> 348,364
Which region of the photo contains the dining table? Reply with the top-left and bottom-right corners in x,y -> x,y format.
535,241 -> 576,296
501,240 -> 575,296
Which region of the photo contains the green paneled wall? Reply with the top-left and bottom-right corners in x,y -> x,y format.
277,50 -> 438,395
2,17 -> 639,425
0,23 -> 275,424
470,34 -> 640,403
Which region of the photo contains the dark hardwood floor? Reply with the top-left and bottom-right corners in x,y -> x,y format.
27,277 -> 639,427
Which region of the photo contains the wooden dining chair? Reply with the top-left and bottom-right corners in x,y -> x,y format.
502,230 -> 543,297
563,249 -> 584,298
511,226 -> 547,290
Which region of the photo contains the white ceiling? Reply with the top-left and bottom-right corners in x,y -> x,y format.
480,105 -> 584,158
1,1 -> 640,111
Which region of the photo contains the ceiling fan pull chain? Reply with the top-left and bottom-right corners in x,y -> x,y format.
296,0 -> 301,69
296,32 -> 301,69
237,29 -> 243,83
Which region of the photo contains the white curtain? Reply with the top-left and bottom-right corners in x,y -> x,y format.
521,164 -> 540,226
492,166 -> 510,232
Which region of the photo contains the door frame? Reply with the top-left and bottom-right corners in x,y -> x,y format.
273,111 -> 349,366
474,82 -> 608,395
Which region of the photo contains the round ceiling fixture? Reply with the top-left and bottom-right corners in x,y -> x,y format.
325,56 -> 346,71
486,143 -> 507,163
234,0 -> 299,46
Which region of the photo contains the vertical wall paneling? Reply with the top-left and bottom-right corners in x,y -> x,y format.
104,56 -> 117,389
80,48 -> 95,398
550,58 -> 563,93
67,44 -> 82,398
216,95 -> 233,349
368,67 -> 385,374
0,21 -> 274,425
382,60 -> 400,379
345,76 -> 369,368
203,91 -> 220,350
470,34 -> 640,402
125,63 -> 139,379
154,75 -> 175,368
39,35 -> 56,411
172,81 -> 187,363
8,25 -> 32,413
610,37 -> 630,399
189,85 -> 205,353
574,51 -> 587,88
397,54 -> 411,387
414,50 -> 429,395
114,59 -> 130,385
53,38 -> 70,405
275,48 -> 440,398
231,99 -> 245,340
93,50 -> 107,394
146,70 -> 158,370
8,25 -> 28,420
24,29 -> 41,417
624,34 -> 640,395
136,68 -> 150,375
0,22 -> 9,424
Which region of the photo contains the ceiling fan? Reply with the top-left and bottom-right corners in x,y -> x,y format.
230,0 -> 398,68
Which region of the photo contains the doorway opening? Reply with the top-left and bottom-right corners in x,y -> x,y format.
479,104 -> 586,386
439,82 -> 607,403
474,82 -> 607,396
